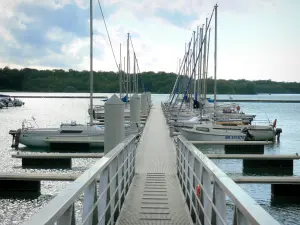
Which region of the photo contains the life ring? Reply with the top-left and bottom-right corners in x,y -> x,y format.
196,184 -> 201,198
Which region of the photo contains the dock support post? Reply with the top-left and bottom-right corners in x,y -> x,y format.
0,180 -> 40,198
22,158 -> 72,169
243,159 -> 293,175
243,159 -> 293,171
225,145 -> 264,154
130,94 -> 141,129
104,94 -> 125,154
141,93 -> 148,115
271,184 -> 300,203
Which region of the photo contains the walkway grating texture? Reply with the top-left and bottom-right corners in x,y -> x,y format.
116,105 -> 193,225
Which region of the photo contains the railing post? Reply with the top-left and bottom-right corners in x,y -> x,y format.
194,160 -> 202,189
176,139 -> 182,184
82,180 -> 97,225
128,141 -> 135,183
212,182 -> 226,225
123,145 -> 129,194
176,140 -> 181,177
98,168 -> 108,225
193,159 -> 203,225
188,152 -> 194,212
202,168 -> 213,225
132,140 -> 137,175
180,143 -> 185,187
109,158 -> 118,224
184,146 -> 189,197
57,204 -> 76,225
117,152 -> 123,213
233,206 -> 248,225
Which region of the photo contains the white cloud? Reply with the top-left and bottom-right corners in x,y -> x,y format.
74,0 -> 88,9
87,8 -> 192,73
0,27 -> 15,42
46,27 -> 76,42
0,0 -> 299,83
0,0 -> 88,12
61,37 -> 90,60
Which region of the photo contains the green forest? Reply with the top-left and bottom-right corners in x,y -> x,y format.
0,66 -> 299,94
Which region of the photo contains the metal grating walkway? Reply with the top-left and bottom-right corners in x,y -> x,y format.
116,105 -> 193,225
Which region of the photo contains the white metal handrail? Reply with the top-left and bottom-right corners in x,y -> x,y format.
22,134 -> 139,225
175,135 -> 281,225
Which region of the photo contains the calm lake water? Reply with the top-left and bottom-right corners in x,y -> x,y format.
0,92 -> 300,224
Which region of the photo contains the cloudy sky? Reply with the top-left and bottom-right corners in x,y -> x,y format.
0,0 -> 299,82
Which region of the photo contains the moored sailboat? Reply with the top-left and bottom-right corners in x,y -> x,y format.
179,121 -> 280,142
8,1 -> 140,150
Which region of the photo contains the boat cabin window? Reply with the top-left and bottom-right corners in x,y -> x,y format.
200,118 -> 210,121
196,127 -> 210,132
60,130 -> 83,133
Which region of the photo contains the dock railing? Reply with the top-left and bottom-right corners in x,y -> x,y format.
176,135 -> 281,225
22,134 -> 139,225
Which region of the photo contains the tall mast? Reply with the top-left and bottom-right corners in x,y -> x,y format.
183,43 -> 186,100
198,26 -> 203,101
178,58 -> 181,93
192,30 -> 196,100
127,33 -> 129,99
124,56 -> 126,98
135,54 -> 139,93
206,28 -> 212,96
119,43 -> 122,98
133,53 -> 136,93
136,54 -> 138,93
202,19 -> 208,100
89,0 -> 93,126
213,4 -> 218,115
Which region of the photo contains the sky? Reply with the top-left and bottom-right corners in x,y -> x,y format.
0,0 -> 299,82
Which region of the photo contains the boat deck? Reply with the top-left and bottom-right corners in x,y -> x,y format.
117,105 -> 193,225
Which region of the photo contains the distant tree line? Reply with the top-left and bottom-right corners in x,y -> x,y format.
0,66 -> 299,94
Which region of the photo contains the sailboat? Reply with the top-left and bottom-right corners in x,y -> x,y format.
173,5 -> 282,142
0,94 -> 24,107
8,1 -> 139,149
9,120 -> 106,148
179,125 -> 247,141
179,121 -> 278,141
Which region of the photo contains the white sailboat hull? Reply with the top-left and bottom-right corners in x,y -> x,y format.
179,124 -> 276,142
18,125 -> 139,148
20,133 -> 105,148
180,128 -> 246,141
19,126 -> 105,148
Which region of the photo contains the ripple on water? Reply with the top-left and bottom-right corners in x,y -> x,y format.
1,94 -> 300,224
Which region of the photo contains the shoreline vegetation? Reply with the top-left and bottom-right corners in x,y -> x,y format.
1,67 -> 299,94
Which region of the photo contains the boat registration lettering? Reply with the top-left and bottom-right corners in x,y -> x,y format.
225,135 -> 244,140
